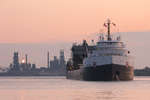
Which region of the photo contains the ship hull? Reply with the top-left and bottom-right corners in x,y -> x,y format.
66,64 -> 134,81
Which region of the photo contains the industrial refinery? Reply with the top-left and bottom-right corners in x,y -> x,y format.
0,50 -> 66,76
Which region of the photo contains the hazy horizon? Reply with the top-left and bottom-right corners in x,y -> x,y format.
0,31 -> 150,69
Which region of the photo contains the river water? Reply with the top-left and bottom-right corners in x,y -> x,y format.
0,76 -> 150,100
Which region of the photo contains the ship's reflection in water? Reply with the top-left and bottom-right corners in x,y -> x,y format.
0,76 -> 149,100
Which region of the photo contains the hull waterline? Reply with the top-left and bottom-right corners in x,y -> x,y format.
67,64 -> 134,81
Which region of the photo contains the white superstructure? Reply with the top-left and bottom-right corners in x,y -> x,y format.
83,19 -> 134,67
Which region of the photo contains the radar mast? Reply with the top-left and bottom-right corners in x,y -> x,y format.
104,19 -> 116,41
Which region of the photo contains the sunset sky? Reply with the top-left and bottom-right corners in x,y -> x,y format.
0,0 -> 150,68
0,0 -> 150,43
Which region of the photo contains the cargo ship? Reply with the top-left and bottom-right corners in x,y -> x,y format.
66,19 -> 134,81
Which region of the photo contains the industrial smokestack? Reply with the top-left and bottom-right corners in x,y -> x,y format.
25,54 -> 28,65
47,51 -> 50,69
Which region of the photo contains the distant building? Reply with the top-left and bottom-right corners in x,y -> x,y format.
134,66 -> 150,76
60,50 -> 65,65
59,50 -> 66,72
49,50 -> 66,75
13,52 -> 19,71
50,56 -> 59,71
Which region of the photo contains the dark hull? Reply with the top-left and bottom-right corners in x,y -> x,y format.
67,64 -> 134,81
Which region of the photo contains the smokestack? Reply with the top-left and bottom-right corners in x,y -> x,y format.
47,51 -> 50,69
25,54 -> 28,65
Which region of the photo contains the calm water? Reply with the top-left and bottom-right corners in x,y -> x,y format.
0,76 -> 150,100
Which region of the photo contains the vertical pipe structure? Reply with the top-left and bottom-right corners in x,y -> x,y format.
25,54 -> 28,65
47,51 -> 50,69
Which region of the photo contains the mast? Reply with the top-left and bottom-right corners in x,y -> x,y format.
104,19 -> 116,41
107,19 -> 111,41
